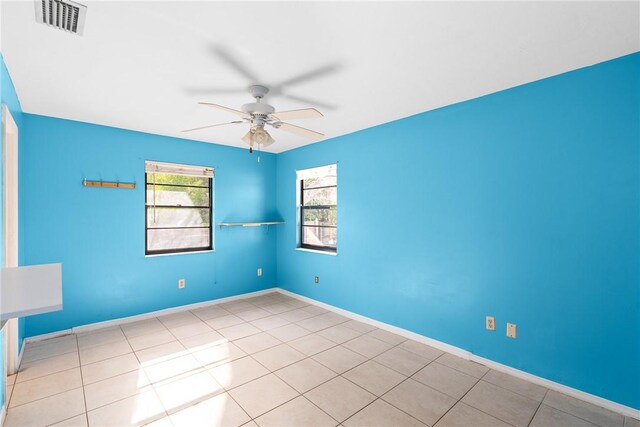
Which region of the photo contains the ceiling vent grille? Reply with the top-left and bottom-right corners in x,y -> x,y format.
35,0 -> 87,35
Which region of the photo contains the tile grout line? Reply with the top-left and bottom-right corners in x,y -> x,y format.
11,300 -> 408,411
239,350 -> 339,425
80,325 -> 144,421
9,310 -> 364,424
299,394 -> 342,426
480,372 -> 548,403
108,302 -> 440,425
428,366 -> 488,427
145,299 -> 303,421
214,300 -> 347,424
75,333 -> 90,427
270,326 -> 414,424
14,294 -> 606,427
7,298 -> 288,423
453,369 -> 548,427
338,333 -> 442,425
527,389 -> 550,427
131,318 -> 188,424
537,397 -> 617,427
9,342 -> 87,425
69,323 -> 175,423
280,291 -> 636,422
338,331 -> 516,426
209,300 -> 314,424
19,347 -> 78,366
338,336 -> 444,426
336,338 -> 420,425
214,370 -> 254,427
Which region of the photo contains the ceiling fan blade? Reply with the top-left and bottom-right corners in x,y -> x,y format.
271,108 -> 323,121
184,86 -> 247,95
275,122 -> 324,140
274,63 -> 341,88
199,102 -> 250,119
211,45 -> 261,83
182,121 -> 243,133
281,93 -> 338,111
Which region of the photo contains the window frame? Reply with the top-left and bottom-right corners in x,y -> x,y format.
299,166 -> 337,253
144,171 -> 213,256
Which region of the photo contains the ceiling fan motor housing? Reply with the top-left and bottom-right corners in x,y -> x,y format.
241,102 -> 275,115
242,102 -> 275,127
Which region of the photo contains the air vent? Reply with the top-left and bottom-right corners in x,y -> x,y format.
35,0 -> 87,35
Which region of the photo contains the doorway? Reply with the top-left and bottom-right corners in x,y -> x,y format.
2,104 -> 20,376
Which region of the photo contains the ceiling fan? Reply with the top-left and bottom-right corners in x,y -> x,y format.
183,85 -> 324,153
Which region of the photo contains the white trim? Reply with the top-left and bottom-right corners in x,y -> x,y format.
73,287 -> 276,334
472,354 -> 640,419
295,248 -> 338,256
22,329 -> 73,345
0,403 -> 6,427
2,104 -> 20,377
24,288 -> 277,343
19,285 -> 640,419
16,343 -> 23,370
275,288 -> 469,358
144,250 -> 214,258
145,160 -> 213,177
275,288 -> 640,420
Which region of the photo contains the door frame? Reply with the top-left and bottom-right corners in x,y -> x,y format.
2,104 -> 20,375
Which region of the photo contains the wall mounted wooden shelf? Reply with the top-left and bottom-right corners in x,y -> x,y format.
83,179 -> 136,189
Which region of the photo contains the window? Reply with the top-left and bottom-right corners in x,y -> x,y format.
145,161 -> 214,255
298,164 -> 337,252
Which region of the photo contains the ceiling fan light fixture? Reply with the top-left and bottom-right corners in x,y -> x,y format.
187,86 -> 324,152
242,127 -> 275,149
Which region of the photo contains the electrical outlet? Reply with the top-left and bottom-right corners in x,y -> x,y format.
314,276 -> 319,284
486,316 -> 495,331
257,268 -> 262,277
178,279 -> 186,289
507,323 -> 517,338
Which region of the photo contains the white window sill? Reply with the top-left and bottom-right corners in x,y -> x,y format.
295,247 -> 338,256
145,250 -> 215,258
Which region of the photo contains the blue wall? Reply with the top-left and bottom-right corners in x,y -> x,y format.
21,115 -> 279,336
6,49 -> 639,410
275,53 -> 640,409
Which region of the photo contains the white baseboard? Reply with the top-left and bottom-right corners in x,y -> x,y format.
275,288 -> 640,420
23,329 -> 73,345
0,403 -> 6,427
16,344 -> 23,372
24,287 -> 278,344
20,285 -> 639,419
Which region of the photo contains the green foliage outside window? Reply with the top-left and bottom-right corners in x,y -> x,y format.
147,173 -> 212,228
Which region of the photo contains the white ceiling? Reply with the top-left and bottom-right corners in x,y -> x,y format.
2,1 -> 638,153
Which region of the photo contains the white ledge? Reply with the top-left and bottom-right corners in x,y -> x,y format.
145,250 -> 214,258
295,247 -> 338,256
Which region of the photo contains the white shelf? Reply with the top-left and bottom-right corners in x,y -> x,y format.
218,221 -> 284,228
1,263 -> 63,320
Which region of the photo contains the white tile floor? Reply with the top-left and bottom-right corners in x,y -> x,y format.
4,292 -> 637,427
